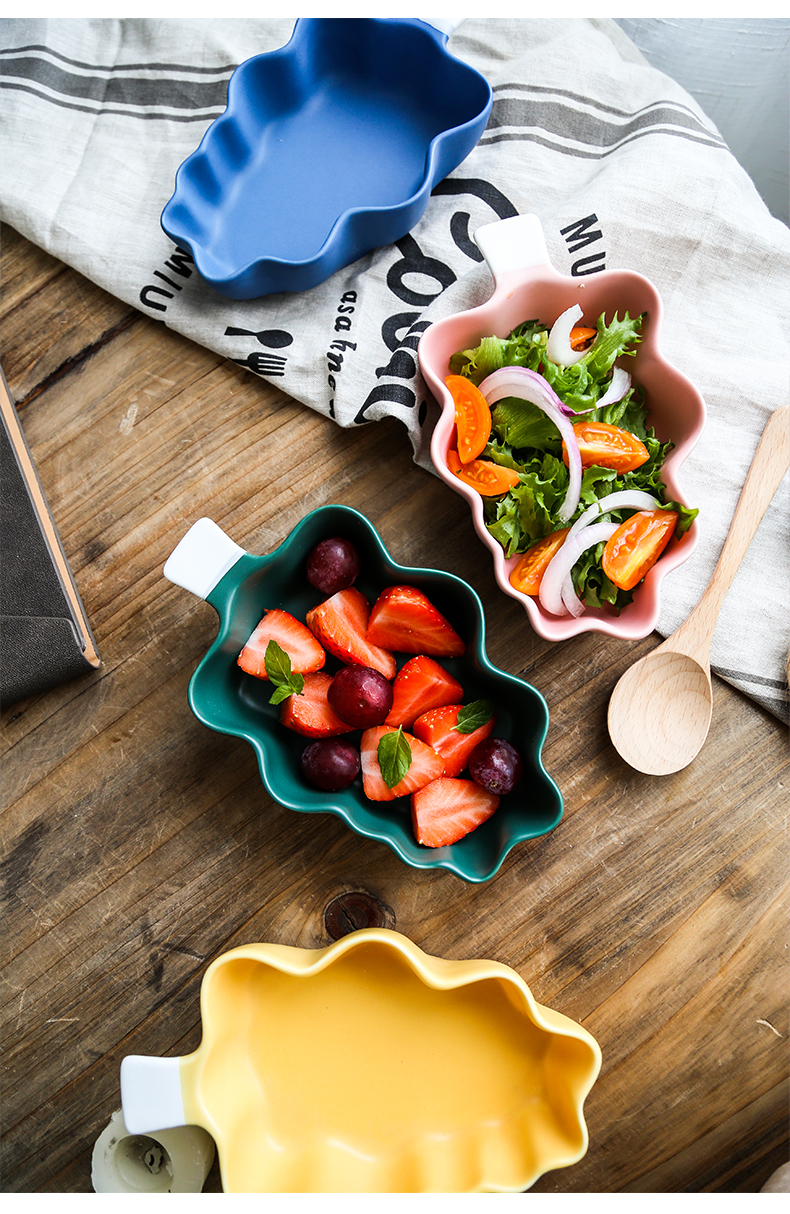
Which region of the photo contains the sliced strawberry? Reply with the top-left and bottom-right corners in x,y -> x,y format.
366,586 -> 465,657
280,672 -> 354,738
238,608 -> 325,680
411,777 -> 499,847
360,725 -> 445,802
385,656 -> 464,728
411,704 -> 496,778
306,588 -> 396,679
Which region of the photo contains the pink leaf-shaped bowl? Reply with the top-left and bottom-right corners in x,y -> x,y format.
419,214 -> 706,641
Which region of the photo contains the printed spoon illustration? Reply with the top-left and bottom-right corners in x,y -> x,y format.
608,404 -> 789,775
223,326 -> 293,348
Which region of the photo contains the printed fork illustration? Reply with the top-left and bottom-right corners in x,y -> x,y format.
231,352 -> 287,377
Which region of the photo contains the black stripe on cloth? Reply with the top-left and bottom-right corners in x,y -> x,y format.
479,126 -> 724,160
712,666 -> 789,693
0,80 -> 225,122
492,80 -> 721,133
0,53 -> 231,110
0,43 -> 239,75
486,95 -> 725,153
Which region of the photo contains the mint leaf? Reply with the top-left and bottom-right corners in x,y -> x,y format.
264,639 -> 304,705
377,726 -> 412,790
455,700 -> 495,734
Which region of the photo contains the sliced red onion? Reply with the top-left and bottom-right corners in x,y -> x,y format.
567,490 -> 661,541
478,366 -> 582,523
546,304 -> 587,367
539,521 -> 619,618
596,365 -> 632,409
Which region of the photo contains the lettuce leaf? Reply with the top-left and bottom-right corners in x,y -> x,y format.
491,397 -> 562,452
452,310 -> 697,611
448,319 -> 546,384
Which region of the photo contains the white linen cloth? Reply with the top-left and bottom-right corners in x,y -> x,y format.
1,17 -> 787,721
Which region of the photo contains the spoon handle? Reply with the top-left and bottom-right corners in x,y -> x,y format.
672,404 -> 789,657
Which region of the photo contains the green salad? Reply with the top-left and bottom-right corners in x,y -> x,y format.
448,309 -> 698,614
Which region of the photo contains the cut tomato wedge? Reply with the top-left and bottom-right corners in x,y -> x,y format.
446,446 -> 462,473
445,374 -> 492,463
562,421 -> 649,473
509,528 -> 570,596
602,509 -> 678,591
450,456 -> 520,497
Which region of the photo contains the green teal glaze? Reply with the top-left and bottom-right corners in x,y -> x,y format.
188,505 -> 562,882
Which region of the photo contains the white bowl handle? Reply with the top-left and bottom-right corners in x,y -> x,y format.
120,1054 -> 186,1135
163,517 -> 246,600
474,214 -> 552,285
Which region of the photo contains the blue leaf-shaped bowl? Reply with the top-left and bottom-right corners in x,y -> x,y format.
160,18 -> 492,299
163,506 -> 563,882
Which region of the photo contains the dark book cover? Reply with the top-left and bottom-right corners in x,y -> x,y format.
1,366 -> 100,706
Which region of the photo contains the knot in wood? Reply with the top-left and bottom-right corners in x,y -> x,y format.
323,890 -> 393,940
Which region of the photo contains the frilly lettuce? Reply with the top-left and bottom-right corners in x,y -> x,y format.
450,311 -> 698,613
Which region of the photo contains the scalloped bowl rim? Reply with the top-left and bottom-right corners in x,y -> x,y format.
160,18 -> 493,292
188,929 -> 602,1192
187,505 -> 563,882
420,263 -> 707,641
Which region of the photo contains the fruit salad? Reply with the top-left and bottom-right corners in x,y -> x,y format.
235,536 -> 523,848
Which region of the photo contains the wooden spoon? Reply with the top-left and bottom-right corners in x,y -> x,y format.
608,404 -> 789,775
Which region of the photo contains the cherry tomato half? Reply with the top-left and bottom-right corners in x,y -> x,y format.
562,421 -> 649,473
602,510 -> 678,591
569,326 -> 597,351
509,529 -> 570,596
445,374 -> 492,463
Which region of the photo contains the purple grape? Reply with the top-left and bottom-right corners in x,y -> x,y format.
306,537 -> 361,595
328,665 -> 393,729
301,739 -> 360,791
468,737 -> 523,795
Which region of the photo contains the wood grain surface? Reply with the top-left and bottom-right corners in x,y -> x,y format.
1,224 -> 788,1194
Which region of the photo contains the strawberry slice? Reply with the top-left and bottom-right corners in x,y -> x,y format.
306,588 -> 396,679
238,608 -> 325,679
385,656 -> 463,728
360,725 -> 445,801
366,586 -> 465,657
411,778 -> 499,847
412,704 -> 496,778
280,673 -> 354,738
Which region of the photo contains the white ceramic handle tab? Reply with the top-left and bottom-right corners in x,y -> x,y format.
121,1055 -> 186,1135
474,214 -> 551,284
420,17 -> 464,37
163,517 -> 246,601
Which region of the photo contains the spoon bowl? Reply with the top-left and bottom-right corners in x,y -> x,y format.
608,404 -> 789,775
608,649 -> 713,775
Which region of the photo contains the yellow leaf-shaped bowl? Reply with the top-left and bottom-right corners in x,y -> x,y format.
121,929 -> 601,1192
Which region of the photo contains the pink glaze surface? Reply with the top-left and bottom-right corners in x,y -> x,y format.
420,249 -> 706,642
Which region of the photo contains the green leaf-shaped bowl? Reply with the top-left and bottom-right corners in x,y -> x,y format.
163,505 -> 563,882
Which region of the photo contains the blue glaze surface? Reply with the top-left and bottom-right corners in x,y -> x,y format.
161,19 -> 492,298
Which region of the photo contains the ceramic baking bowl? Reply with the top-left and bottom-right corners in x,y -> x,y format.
163,505 -> 562,882
121,929 -> 601,1192
160,18 -> 492,299
419,213 -> 707,642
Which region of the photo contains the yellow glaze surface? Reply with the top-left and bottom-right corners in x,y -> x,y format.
177,929 -> 601,1192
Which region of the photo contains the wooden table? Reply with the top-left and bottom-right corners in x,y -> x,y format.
2,225 -> 787,1194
